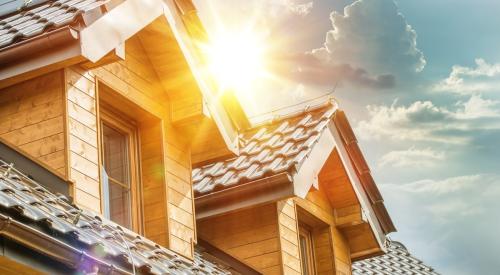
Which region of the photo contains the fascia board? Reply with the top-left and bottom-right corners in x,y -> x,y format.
327,121 -> 387,251
292,125 -> 336,198
161,0 -> 239,154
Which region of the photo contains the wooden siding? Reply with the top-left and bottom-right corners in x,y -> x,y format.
139,119 -> 167,246
92,33 -> 195,259
277,199 -> 301,275
197,203 -> 282,274
0,71 -> 66,177
164,123 -> 195,258
294,185 -> 353,275
65,67 -> 100,212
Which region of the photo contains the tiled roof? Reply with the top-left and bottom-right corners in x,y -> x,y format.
353,240 -> 440,275
192,103 -> 336,196
0,0 -> 106,49
0,158 -> 231,275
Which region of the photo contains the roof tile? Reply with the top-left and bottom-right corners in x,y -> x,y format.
0,159 -> 231,274
193,103 -> 336,196
0,0 -> 106,50
353,240 -> 440,275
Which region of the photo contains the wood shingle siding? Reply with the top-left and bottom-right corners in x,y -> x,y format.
0,71 -> 67,177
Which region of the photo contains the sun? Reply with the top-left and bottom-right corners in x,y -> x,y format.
202,30 -> 266,94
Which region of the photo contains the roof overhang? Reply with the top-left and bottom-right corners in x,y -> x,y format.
195,173 -> 293,219
0,0 -> 240,155
194,108 -> 394,253
0,0 -> 160,88
326,120 -> 387,251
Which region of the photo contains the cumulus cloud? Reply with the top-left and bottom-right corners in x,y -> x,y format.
379,147 -> 445,168
356,94 -> 500,143
273,52 -> 395,89
313,0 -> 426,76
434,58 -> 500,94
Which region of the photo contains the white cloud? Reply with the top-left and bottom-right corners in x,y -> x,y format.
356,95 -> 500,144
382,174 -> 500,275
434,58 -> 500,94
394,174 -> 481,195
379,147 -> 445,168
455,94 -> 500,119
312,0 -> 425,76
285,1 -> 313,16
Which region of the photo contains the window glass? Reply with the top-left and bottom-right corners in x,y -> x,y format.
299,226 -> 315,275
102,123 -> 132,229
299,235 -> 310,275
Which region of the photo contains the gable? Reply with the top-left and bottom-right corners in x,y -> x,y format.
0,0 -> 242,158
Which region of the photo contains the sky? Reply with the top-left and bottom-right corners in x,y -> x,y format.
193,1 -> 500,274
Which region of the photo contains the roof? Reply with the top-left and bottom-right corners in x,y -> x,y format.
0,0 -> 242,158
193,104 -> 336,196
193,101 -> 396,234
0,0 -> 106,50
0,157 -> 233,275
353,240 -> 440,275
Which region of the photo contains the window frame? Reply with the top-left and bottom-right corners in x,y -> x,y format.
298,223 -> 316,275
99,106 -> 142,232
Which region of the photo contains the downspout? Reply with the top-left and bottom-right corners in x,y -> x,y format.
0,26 -> 79,66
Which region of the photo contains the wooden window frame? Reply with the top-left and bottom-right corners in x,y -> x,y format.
99,106 -> 142,233
298,223 -> 316,275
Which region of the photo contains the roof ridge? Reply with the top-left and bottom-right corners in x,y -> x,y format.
245,99 -> 337,132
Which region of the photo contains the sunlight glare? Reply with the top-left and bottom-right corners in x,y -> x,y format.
203,30 -> 266,94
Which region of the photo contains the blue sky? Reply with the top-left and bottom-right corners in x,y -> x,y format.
194,1 -> 500,274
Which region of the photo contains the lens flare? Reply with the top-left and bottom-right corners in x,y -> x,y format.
202,30 -> 266,95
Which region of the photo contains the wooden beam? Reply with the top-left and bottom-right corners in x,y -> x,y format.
79,45 -> 125,70
334,204 -> 365,228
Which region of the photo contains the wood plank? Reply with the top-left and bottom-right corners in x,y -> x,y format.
69,134 -> 98,164
168,203 -> 194,229
66,68 -> 96,97
169,234 -> 193,258
0,116 -> 64,146
68,117 -> 98,146
38,150 -> 65,170
245,251 -> 281,269
74,188 -> 100,212
67,85 -> 96,114
19,133 -> 65,158
169,219 -> 194,242
70,169 -> 100,198
67,101 -> 97,130
168,187 -> 193,214
0,99 -> 63,134
228,237 -> 280,260
69,151 -> 99,180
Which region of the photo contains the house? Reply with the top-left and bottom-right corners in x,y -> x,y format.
193,102 -> 396,274
0,0 -> 250,274
0,0 -> 396,274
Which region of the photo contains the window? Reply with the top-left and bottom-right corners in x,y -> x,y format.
100,108 -> 140,230
299,225 -> 316,275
